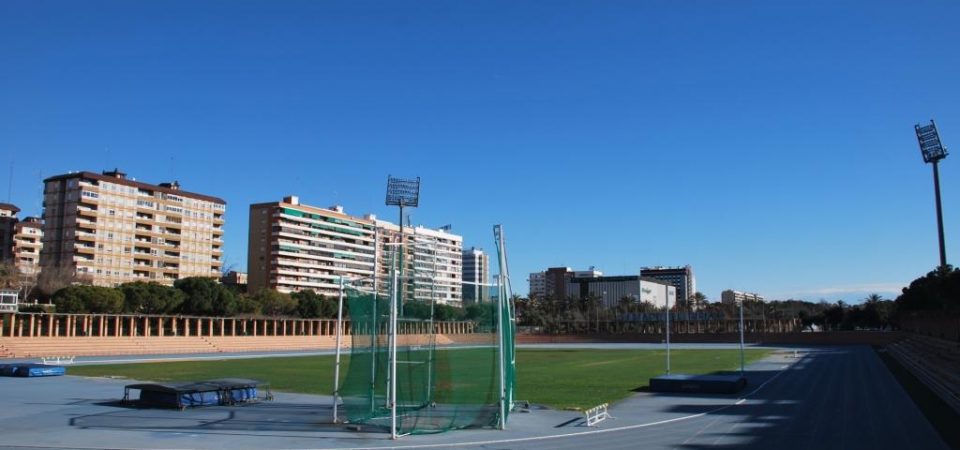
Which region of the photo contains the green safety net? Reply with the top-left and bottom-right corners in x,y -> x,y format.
339,245 -> 515,435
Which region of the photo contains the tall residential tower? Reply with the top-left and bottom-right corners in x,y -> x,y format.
40,170 -> 225,286
462,247 -> 490,304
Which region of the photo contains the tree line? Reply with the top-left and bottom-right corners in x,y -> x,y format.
30,276 -> 497,322
515,291 -> 899,333
44,277 -> 343,318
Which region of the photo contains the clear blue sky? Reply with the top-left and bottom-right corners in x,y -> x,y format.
2,0 -> 958,302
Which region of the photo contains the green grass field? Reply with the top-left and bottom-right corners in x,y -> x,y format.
69,348 -> 770,410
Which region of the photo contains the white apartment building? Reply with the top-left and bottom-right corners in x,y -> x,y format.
248,196 -> 463,305
376,220 -> 463,306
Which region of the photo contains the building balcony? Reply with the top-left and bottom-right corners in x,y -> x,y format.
76,245 -> 96,254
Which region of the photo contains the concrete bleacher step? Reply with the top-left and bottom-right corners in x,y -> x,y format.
888,337 -> 960,411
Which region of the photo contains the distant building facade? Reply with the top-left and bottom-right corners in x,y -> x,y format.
221,270 -> 248,291
462,247 -> 489,304
0,204 -> 42,279
721,289 -> 765,305
0,204 -> 21,265
528,272 -> 545,299
565,273 -> 675,309
248,195 -> 463,305
40,170 -> 225,286
640,265 -> 696,308
376,220 -> 463,306
544,267 -> 573,300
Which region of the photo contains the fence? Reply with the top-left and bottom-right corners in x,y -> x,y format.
0,312 -> 478,339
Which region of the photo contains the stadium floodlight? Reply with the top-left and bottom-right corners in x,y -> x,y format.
914,121 -> 949,270
916,120 -> 948,163
385,176 -> 421,208
385,175 -> 420,307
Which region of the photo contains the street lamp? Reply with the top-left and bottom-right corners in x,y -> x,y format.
915,121 -> 949,270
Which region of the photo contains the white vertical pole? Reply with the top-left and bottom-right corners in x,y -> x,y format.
496,274 -> 506,430
739,299 -> 745,377
333,277 -> 345,423
666,288 -> 671,375
371,229 -> 379,412
390,267 -> 399,439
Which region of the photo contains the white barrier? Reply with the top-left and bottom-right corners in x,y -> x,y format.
584,403 -> 612,426
40,356 -> 75,365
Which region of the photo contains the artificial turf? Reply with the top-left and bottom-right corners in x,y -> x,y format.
69,348 -> 770,410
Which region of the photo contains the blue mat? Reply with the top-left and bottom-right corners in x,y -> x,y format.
0,364 -> 67,377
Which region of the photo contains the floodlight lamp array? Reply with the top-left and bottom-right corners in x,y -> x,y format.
385,176 -> 421,207
916,121 -> 948,164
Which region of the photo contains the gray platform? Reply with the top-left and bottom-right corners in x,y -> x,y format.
649,372 -> 747,394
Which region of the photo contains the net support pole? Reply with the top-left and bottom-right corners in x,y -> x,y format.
497,275 -> 506,430
739,299 -> 745,377
666,291 -> 671,375
333,276 -> 345,423
371,229 -> 378,412
389,266 -> 399,439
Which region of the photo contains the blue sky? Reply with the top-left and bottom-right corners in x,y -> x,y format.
2,0 -> 958,302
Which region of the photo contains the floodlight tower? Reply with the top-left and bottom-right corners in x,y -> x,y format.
385,176 -> 421,301
915,121 -> 950,270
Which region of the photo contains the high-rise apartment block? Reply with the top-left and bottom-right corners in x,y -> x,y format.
0,204 -> 42,278
248,196 -> 377,297
640,265 -> 696,308
462,247 -> 490,304
248,196 -> 463,305
40,170 -> 225,286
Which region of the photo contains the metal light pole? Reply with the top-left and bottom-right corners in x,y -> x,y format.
915,121 -> 950,270
385,176 -> 420,304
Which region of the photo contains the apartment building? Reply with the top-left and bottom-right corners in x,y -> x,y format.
247,196 -> 464,305
720,289 -> 765,305
375,220 -> 463,306
40,170 -> 225,286
640,265 -> 696,308
462,247 -> 489,304
0,204 -> 20,264
0,204 -> 43,279
247,196 -> 377,296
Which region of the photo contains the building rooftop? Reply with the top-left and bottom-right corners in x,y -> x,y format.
44,170 -> 226,205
